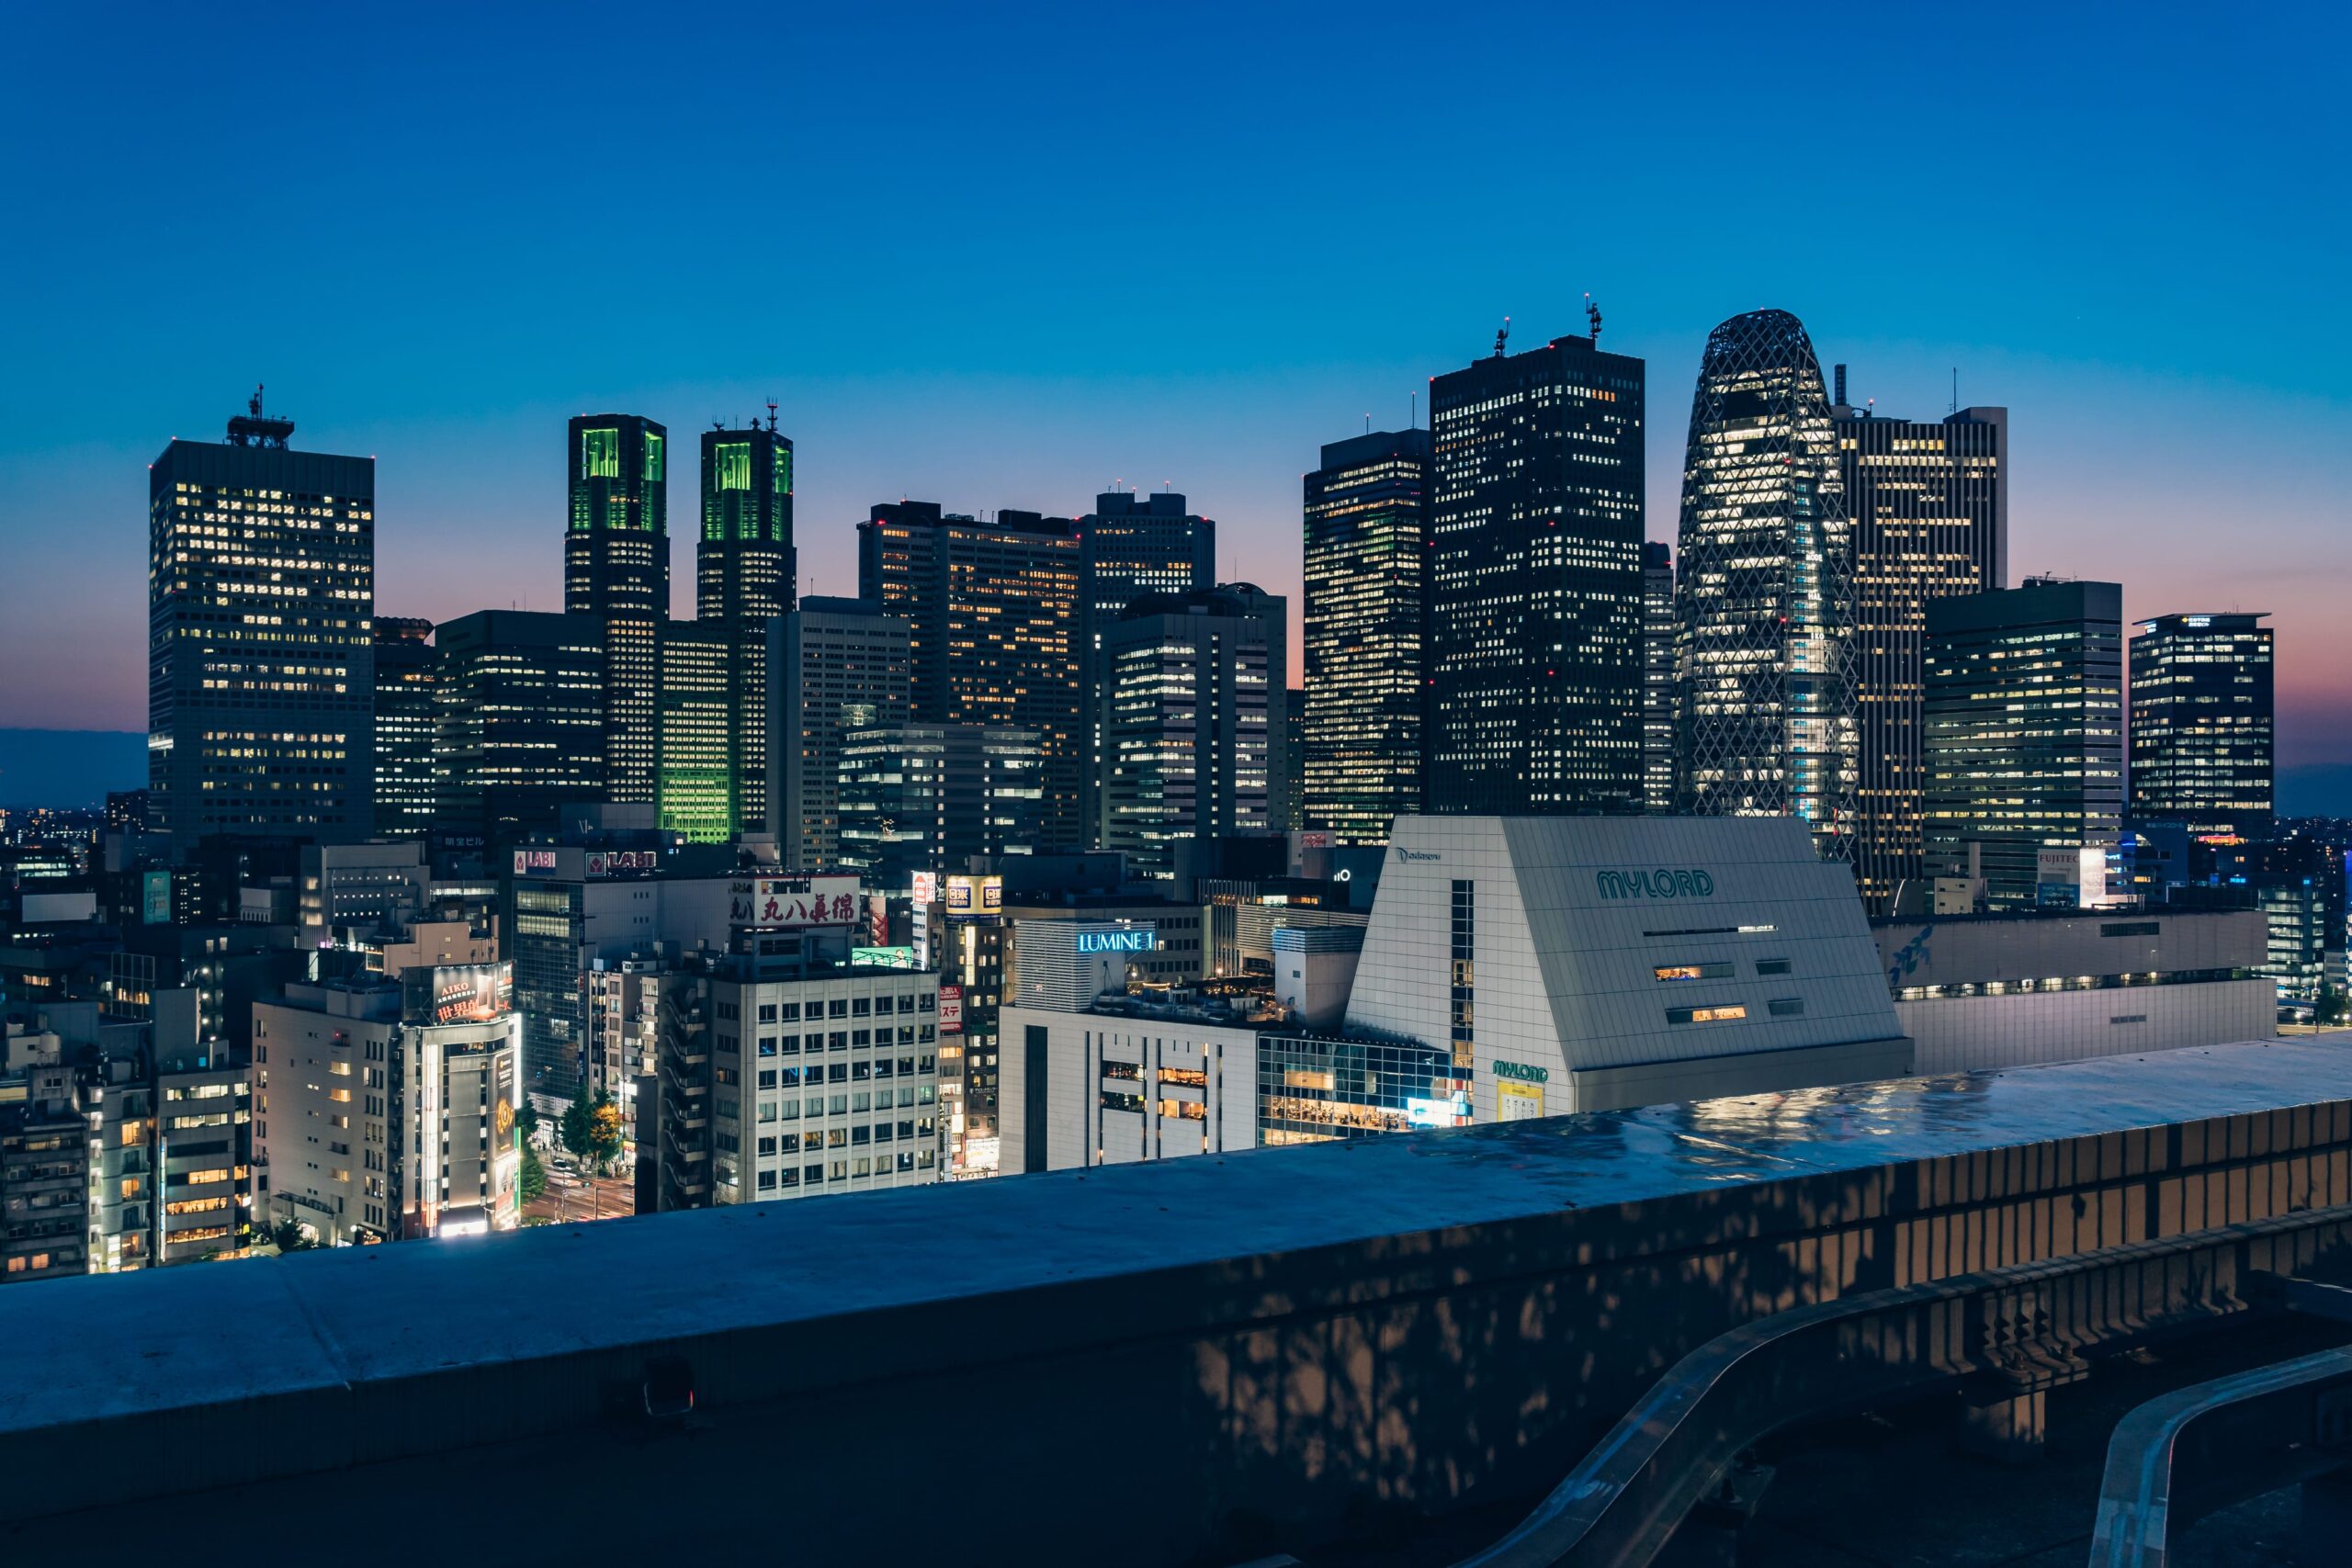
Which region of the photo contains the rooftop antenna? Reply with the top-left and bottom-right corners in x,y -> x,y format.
1409,390 -> 1417,429
1585,294 -> 1602,344
250,383 -> 264,419
1950,368 -> 1958,415
1493,316 -> 1510,358
1364,412 -> 1372,434
766,400 -> 778,433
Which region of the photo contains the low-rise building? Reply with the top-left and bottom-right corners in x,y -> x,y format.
1343,816 -> 1912,1118
1001,992 -> 1261,1173
254,967 -> 521,1245
1872,906 -> 2275,1071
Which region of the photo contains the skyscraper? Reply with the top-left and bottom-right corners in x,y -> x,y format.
1302,428 -> 1432,842
857,502 -> 1083,849
1674,309 -> 1857,860
1098,583 -> 1288,878
432,611 -> 605,843
564,414 -> 668,807
768,597 -> 912,872
695,418 -> 797,839
148,394 -> 375,852
1924,579 -> 2124,909
837,724 -> 1044,887
1427,325 -> 1645,814
1641,541 -> 1675,813
1078,491 -> 1216,844
658,623 -> 731,843
372,617 -> 437,831
2129,612 -> 2275,838
1834,370 -> 2007,909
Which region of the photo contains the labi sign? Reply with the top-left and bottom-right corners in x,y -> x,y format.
1594,868 -> 1715,900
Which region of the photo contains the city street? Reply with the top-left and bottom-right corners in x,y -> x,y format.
523,1153 -> 635,1225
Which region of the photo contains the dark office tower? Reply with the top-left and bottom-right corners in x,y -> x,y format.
148,395 -> 374,852
837,724 -> 1044,886
1833,374 -> 2007,910
1641,542 -> 1676,813
694,419 -> 797,840
658,624 -> 731,843
857,502 -> 1084,849
1098,584 -> 1288,879
1924,579 -> 2124,910
371,617 -> 438,830
432,611 -> 605,843
2129,612 -> 2275,838
768,598 -> 912,872
1427,326 -> 1646,815
564,415 -> 668,807
1302,428 -> 1432,842
1674,310 -> 1858,860
1077,491 -> 1216,843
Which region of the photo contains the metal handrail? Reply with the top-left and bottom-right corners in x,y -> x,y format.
1453,1205 -> 2352,1568
2086,1340 -> 2352,1567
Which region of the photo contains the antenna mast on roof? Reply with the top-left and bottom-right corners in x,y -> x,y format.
766,400 -> 779,433
1586,294 -> 1602,344
1493,316 -> 1510,358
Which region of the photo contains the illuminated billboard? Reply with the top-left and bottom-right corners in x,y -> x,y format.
729,874 -> 860,929
938,984 -> 964,1033
944,874 -> 1001,921
583,850 -> 658,877
852,945 -> 919,970
403,962 -> 514,1026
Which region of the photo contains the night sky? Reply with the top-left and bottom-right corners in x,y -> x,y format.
4,4 -> 2346,803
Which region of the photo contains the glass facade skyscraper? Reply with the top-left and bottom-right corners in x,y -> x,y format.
1302,428 -> 1431,843
1673,309 -> 1857,860
1640,541 -> 1675,813
1077,491 -> 1216,844
768,597 -> 912,873
1427,330 -> 1646,814
564,414 -> 667,806
371,616 -> 438,830
695,421 -> 797,840
148,399 -> 375,852
2129,612 -> 2274,838
1924,579 -> 2124,909
432,611 -> 605,843
857,502 -> 1083,851
1098,583 -> 1287,878
658,623 -> 732,844
1835,381 -> 2007,909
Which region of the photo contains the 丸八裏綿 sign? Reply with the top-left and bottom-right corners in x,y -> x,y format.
730,874 -> 861,929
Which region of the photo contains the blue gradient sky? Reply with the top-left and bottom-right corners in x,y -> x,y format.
3,4 -> 2346,791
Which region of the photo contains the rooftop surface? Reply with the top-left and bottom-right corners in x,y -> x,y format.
4,1039 -> 2349,1532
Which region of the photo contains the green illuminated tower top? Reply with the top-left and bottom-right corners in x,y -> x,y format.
695,414 -> 797,839
565,413 -> 669,805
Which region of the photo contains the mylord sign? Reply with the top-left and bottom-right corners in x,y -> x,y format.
1593,868 -> 1715,901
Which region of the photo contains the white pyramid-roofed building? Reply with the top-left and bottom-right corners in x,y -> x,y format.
1345,816 -> 1910,1120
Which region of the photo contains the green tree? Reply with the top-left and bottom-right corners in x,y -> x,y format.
270,1220 -> 318,1253
519,1144 -> 548,1204
2317,987 -> 2350,1027
514,1099 -> 541,1145
560,1097 -> 594,1165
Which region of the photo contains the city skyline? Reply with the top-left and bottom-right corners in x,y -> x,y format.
2,6 -> 2346,807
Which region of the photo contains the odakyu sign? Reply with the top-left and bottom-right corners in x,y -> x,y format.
1593,868 -> 1715,901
